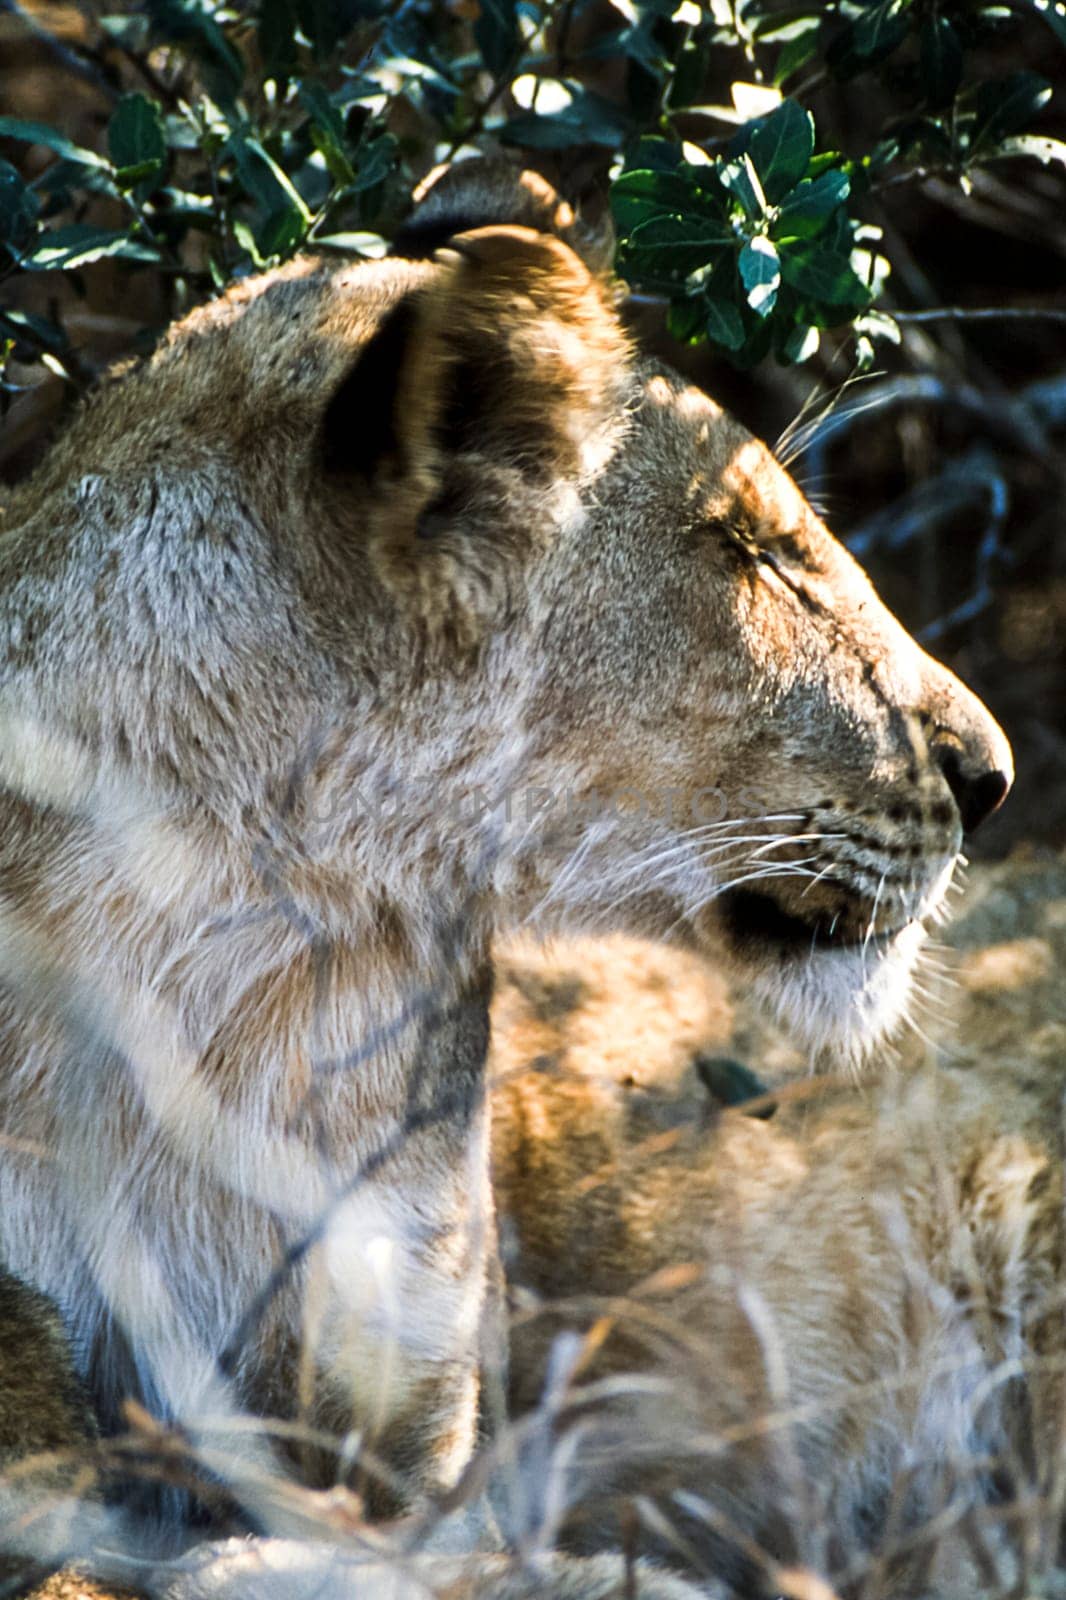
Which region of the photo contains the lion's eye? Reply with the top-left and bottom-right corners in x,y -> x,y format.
753,542 -> 817,607
756,545 -> 786,576
701,517 -> 756,556
764,531 -> 815,569
756,544 -> 793,582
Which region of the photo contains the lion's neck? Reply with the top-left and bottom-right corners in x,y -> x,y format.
0,787 -> 497,1449
0,786 -> 495,1160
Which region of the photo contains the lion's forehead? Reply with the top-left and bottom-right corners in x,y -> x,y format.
629,368 -> 813,542
718,437 -> 812,535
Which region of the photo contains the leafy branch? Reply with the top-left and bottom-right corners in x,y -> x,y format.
0,0 -> 1063,401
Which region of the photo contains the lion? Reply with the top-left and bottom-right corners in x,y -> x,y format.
0,1271 -> 107,1596
11,857 -> 1061,1599
0,152 -> 1012,1559
489,849 -> 1066,1598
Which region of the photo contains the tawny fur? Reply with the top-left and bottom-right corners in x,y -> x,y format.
0,1272 -> 104,1596
491,851 -> 1066,1598
10,856 -> 1062,1599
0,155 -> 1011,1552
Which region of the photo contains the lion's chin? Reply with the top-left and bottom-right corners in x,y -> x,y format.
746,919 -> 930,1068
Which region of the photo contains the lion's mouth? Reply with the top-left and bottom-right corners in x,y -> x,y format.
718,888 -> 909,958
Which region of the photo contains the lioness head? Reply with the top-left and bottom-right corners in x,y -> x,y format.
1,161 -> 1010,1066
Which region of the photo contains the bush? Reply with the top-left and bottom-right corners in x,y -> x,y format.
0,0 -> 1064,398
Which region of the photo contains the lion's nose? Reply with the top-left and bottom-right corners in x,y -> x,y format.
933,742 -> 1012,835
913,648 -> 1013,837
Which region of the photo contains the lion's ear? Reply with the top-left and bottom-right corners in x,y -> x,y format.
392,158 -> 614,276
322,224 -> 630,513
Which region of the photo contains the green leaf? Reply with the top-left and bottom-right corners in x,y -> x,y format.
475,0 -> 519,75
742,99 -> 814,204
256,206 -> 307,260
500,89 -> 631,150
314,231 -> 387,256
155,186 -> 216,230
259,0 -> 297,86
298,82 -> 355,184
611,166 -> 727,237
232,217 -> 266,268
376,8 -> 458,95
670,36 -> 707,104
806,150 -> 845,178
330,74 -> 388,116
994,133 -> 1066,168
853,308 -> 901,346
705,298 -> 746,351
585,17 -> 668,77
0,117 -> 109,170
666,298 -> 707,344
33,156 -> 118,202
738,236 -> 780,316
920,16 -> 962,109
108,94 -> 166,189
754,8 -> 821,43
1029,0 -> 1066,48
99,13 -> 151,48
146,0 -> 243,99
227,130 -> 312,224
774,24 -> 820,85
116,159 -> 163,189
621,211 -> 732,283
719,153 -> 766,219
855,334 -> 876,372
783,322 -> 820,363
20,224 -> 161,271
853,0 -> 912,54
0,306 -> 69,355
969,72 -> 1053,151
624,137 -> 684,175
0,159 -> 39,252
779,242 -> 872,308
773,169 -> 849,237
827,0 -> 912,77
352,132 -> 397,191
297,0 -> 382,58
297,82 -> 346,148
891,113 -> 954,164
865,135 -> 900,175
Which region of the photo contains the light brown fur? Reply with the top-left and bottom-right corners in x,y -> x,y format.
0,155 -> 1011,1548
0,1271 -> 104,1596
10,859 -> 1062,1599
491,852 -> 1066,1597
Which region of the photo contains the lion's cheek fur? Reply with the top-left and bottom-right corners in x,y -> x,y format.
749,918 -> 933,1066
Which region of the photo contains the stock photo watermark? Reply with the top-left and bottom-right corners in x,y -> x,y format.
304,781 -> 774,833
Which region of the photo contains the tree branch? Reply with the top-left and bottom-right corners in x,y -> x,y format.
894,307 -> 1066,324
